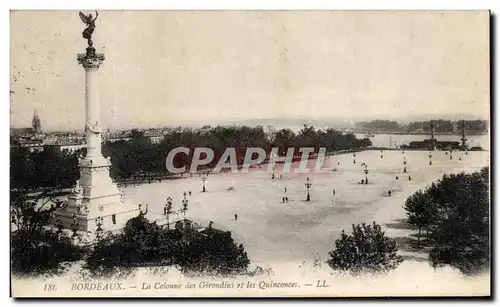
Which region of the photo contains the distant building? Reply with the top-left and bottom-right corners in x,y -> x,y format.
144,130 -> 165,144
14,138 -> 44,152
10,109 -> 44,143
403,139 -> 461,150
10,127 -> 35,137
43,143 -> 86,153
32,109 -> 42,134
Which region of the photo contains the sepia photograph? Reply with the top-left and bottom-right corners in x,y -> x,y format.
9,10 -> 490,297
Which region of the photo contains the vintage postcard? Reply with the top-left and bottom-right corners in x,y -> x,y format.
10,10 -> 490,297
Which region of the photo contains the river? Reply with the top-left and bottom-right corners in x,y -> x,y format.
268,124 -> 489,150
354,133 -> 490,150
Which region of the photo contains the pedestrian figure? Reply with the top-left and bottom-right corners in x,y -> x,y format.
234,214 -> 238,221
338,162 -> 340,165
282,197 -> 285,203
361,179 -> 365,184
396,175 -> 399,180
408,175 -> 412,181
388,190 -> 392,196
333,189 -> 336,195
285,186 -> 287,193
285,197 -> 288,202
459,157 -> 462,161
450,155 -> 453,160
209,221 -> 213,229
189,190 -> 192,196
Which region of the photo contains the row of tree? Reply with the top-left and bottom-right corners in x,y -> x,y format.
356,119 -> 488,134
404,167 -> 489,275
10,146 -> 81,192
105,124 -> 371,178
84,216 -> 250,278
356,120 -> 400,131
11,124 -> 371,190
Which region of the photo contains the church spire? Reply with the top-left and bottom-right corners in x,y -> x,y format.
31,109 -> 42,134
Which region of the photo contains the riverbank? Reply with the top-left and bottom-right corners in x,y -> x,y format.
354,131 -> 488,136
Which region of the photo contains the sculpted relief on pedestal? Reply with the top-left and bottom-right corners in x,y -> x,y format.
86,121 -> 102,134
73,180 -> 83,196
79,199 -> 90,215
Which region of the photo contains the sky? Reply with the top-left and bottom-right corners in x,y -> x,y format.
10,10 -> 490,131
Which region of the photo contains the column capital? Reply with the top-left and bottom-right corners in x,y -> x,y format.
77,46 -> 105,70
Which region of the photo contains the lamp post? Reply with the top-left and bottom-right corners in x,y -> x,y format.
305,177 -> 312,201
95,217 -> 103,240
138,203 -> 149,216
201,172 -> 208,192
165,197 -> 173,230
429,152 -> 432,165
353,152 -> 356,164
182,192 -> 189,220
364,167 -> 369,184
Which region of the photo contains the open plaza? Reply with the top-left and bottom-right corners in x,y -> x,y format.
125,149 -> 489,267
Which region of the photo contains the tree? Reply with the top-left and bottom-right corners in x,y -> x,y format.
84,215 -> 178,277
404,189 -> 437,242
426,168 -> 489,275
403,167 -> 489,275
82,232 -> 137,278
272,128 -> 297,156
10,146 -> 81,192
84,216 -> 250,278
326,222 -> 403,274
177,228 -> 250,276
10,191 -> 85,277
10,146 -> 33,191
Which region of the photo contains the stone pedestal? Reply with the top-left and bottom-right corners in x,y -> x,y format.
55,46 -> 138,233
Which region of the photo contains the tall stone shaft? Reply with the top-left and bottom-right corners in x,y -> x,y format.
55,45 -> 138,235
84,62 -> 100,158
79,47 -> 105,161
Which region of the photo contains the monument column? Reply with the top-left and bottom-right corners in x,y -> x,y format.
54,12 -> 138,237
79,46 -> 105,161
